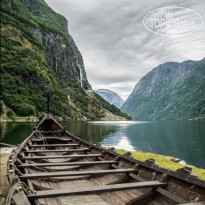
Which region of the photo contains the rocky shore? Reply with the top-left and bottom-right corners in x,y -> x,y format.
0,147 -> 16,204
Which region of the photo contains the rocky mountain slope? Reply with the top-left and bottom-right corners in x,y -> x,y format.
121,59 -> 205,120
94,92 -> 131,120
1,0 -> 129,120
95,89 -> 124,108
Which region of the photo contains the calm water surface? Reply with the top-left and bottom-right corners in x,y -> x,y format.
1,120 -> 205,168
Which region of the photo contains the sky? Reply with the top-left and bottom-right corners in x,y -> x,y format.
45,0 -> 205,100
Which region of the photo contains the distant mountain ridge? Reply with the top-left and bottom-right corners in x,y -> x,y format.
95,89 -> 124,108
121,58 -> 205,120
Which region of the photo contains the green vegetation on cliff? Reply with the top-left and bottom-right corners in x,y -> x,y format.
1,1 -> 71,117
1,0 -> 129,120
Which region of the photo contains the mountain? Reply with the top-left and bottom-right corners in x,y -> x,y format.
121,59 -> 205,120
94,92 -> 131,120
95,89 -> 124,108
0,0 -> 129,120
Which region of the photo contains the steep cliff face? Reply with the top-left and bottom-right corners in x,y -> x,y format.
69,35 -> 90,89
95,89 -> 124,108
1,0 -> 128,119
18,0 -> 90,89
121,59 -> 205,120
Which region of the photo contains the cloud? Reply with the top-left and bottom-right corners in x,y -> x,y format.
45,0 -> 205,100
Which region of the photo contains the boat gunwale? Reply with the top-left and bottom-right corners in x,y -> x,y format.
63,130 -> 205,188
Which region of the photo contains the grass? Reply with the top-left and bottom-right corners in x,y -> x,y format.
104,147 -> 205,180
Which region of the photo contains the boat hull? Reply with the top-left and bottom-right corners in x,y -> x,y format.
6,114 -> 205,205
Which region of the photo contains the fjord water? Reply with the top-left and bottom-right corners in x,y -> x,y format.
1,120 -> 205,168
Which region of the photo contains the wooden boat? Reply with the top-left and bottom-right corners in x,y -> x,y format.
6,113 -> 205,205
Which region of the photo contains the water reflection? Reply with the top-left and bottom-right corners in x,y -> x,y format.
63,120 -> 205,168
88,121 -> 145,150
125,121 -> 205,168
0,122 -> 36,145
1,120 -> 205,168
61,121 -> 118,144
89,121 -> 147,125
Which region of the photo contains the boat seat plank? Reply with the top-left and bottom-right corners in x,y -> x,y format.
27,181 -> 167,199
19,168 -> 137,179
125,190 -> 154,205
12,190 -> 31,205
25,149 -> 90,153
22,154 -> 102,160
30,144 -> 79,147
31,138 -> 72,142
180,203 -> 205,205
59,196 -> 109,205
53,179 -> 110,205
156,187 -> 188,204
18,161 -> 119,168
128,173 -> 188,204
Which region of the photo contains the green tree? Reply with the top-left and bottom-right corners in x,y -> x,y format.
15,104 -> 35,116
0,101 -> 3,115
6,109 -> 14,119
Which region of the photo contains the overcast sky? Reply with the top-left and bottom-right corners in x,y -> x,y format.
45,0 -> 205,100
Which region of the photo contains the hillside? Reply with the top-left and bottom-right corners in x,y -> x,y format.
94,93 -> 131,119
95,89 -> 124,108
0,0 -> 128,120
121,59 -> 205,120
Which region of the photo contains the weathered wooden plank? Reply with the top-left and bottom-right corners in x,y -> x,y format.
19,168 -> 137,179
24,152 -> 35,196
25,148 -> 90,153
180,202 -> 205,205
31,137 -> 72,142
12,190 -> 31,205
0,142 -> 15,147
36,130 -> 63,133
156,187 -> 188,204
27,181 -> 167,199
129,173 -> 188,204
112,162 -> 188,204
125,190 -> 155,205
18,160 -> 119,168
30,144 -> 79,147
22,154 -> 102,160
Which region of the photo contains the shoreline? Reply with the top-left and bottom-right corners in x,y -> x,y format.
106,147 -> 205,181
0,119 -> 39,122
1,116 -> 204,122
0,118 -> 127,123
0,147 -> 16,204
0,113 -> 127,122
0,116 -> 39,122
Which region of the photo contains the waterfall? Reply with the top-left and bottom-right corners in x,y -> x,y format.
79,66 -> 83,88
